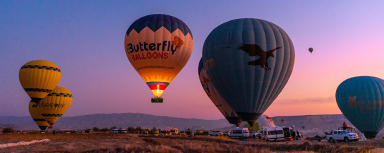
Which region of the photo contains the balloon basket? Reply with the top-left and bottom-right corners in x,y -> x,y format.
151,97 -> 163,103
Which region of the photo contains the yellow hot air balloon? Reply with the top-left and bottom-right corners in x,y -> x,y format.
124,14 -> 193,103
29,101 -> 50,130
19,60 -> 61,103
39,86 -> 73,126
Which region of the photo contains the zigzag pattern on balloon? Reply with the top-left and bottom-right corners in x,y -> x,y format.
24,88 -> 52,93
47,93 -> 73,97
42,114 -> 63,117
20,65 -> 61,72
126,14 -> 193,38
33,119 -> 46,121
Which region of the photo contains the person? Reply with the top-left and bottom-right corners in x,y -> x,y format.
343,122 -> 347,130
297,131 -> 300,139
53,130 -> 56,135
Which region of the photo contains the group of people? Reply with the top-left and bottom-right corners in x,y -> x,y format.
289,129 -> 301,139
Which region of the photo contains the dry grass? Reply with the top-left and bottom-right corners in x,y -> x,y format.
0,134 -> 375,153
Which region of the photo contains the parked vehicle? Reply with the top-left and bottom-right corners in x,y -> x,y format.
306,135 -> 322,142
110,129 -> 119,133
210,130 -> 223,136
265,127 -> 285,141
118,128 -> 127,134
249,131 -> 259,138
229,128 -> 249,139
325,130 -> 359,143
263,126 -> 298,141
185,128 -> 193,136
223,131 -> 230,136
179,131 -> 185,135
169,128 -> 178,135
159,129 -> 171,136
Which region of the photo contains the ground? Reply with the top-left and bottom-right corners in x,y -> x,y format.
0,133 -> 381,153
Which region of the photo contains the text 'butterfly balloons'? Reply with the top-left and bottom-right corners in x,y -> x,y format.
124,14 -> 193,103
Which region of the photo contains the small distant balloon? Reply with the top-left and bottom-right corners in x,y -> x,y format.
309,47 -> 313,53
302,126 -> 305,129
281,119 -> 285,124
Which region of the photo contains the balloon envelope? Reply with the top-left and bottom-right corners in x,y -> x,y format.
124,14 -> 193,99
198,58 -> 242,127
308,47 -> 313,53
243,114 -> 275,131
281,119 -> 285,124
336,76 -> 384,139
202,18 -> 295,125
19,60 -> 61,103
29,101 -> 50,130
39,86 -> 73,126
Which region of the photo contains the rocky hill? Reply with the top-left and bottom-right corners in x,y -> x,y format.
2,113 -> 384,138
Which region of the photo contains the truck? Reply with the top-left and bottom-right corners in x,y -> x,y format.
325,130 -> 359,143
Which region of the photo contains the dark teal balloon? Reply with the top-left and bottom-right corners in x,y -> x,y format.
201,18 -> 295,126
336,76 -> 384,139
198,58 -> 242,127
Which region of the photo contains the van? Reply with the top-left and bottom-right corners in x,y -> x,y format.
229,128 -> 249,139
169,128 -> 178,135
159,129 -> 170,136
110,129 -> 118,133
118,128 -> 127,134
265,126 -> 293,141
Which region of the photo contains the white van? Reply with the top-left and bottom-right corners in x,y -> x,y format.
229,128 -> 249,139
118,128 -> 127,134
265,126 -> 293,141
169,128 -> 178,135
110,129 -> 118,133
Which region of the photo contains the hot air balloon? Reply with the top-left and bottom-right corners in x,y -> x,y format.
243,114 -> 275,131
336,76 -> 384,139
39,86 -> 73,126
302,126 -> 305,129
124,14 -> 193,103
29,101 -> 50,130
308,47 -> 313,53
198,58 -> 242,127
202,18 -> 295,126
19,60 -> 61,103
281,119 -> 285,124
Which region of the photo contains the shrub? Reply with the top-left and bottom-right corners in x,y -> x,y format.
2,127 -> 15,133
110,126 -> 117,129
85,129 -> 91,133
92,127 -> 100,132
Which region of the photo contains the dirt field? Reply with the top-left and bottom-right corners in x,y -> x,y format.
0,133 -> 381,153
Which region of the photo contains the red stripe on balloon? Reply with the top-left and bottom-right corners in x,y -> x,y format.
148,85 -> 167,90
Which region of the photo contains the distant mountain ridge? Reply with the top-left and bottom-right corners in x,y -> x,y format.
0,113 -> 231,131
2,113 -> 384,138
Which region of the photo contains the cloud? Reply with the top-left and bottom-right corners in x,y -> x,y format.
274,96 -> 335,105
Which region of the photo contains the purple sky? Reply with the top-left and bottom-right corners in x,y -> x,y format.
1,1 -> 384,119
